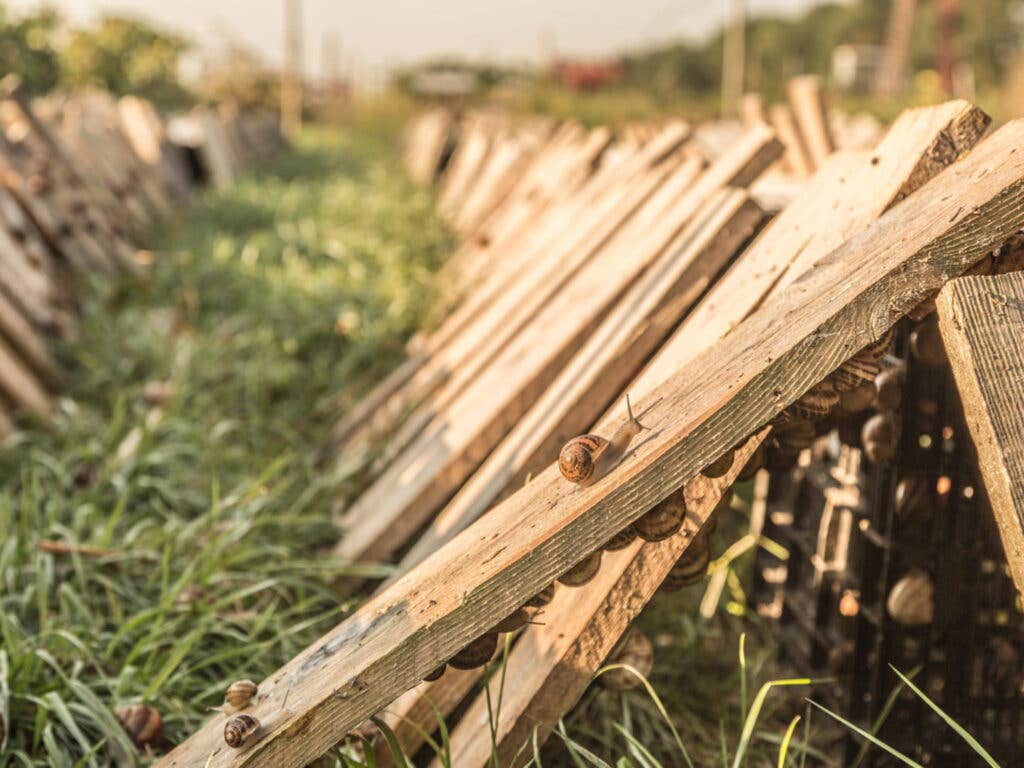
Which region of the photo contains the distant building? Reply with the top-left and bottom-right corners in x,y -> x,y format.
551,58 -> 624,91
832,44 -> 885,93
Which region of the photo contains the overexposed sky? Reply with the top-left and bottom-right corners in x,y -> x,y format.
9,0 -> 823,79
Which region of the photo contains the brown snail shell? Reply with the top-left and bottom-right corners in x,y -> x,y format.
839,381 -> 876,413
831,327 -> 894,391
224,679 -> 258,713
558,434 -> 608,484
600,628 -> 654,691
635,490 -> 686,542
873,364 -> 905,412
449,633 -> 498,670
736,443 -> 765,482
773,417 -> 816,453
224,713 -> 260,749
490,607 -> 531,634
862,412 -> 898,464
662,535 -> 711,591
558,550 -> 603,587
422,664 -> 447,682
895,476 -> 931,521
702,448 -> 735,479
910,320 -> 947,367
604,524 -> 639,551
787,381 -> 839,422
525,583 -> 556,607
116,704 -> 163,749
558,395 -> 647,486
886,568 -> 934,625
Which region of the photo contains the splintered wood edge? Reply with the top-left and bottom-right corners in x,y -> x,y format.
936,272 -> 1024,596
156,119 -> 1024,768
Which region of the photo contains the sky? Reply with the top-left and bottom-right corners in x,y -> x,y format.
8,0 -> 823,80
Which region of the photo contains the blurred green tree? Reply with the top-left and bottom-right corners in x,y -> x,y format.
0,4 -> 62,94
59,15 -> 192,106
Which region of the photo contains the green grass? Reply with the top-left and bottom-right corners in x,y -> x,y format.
0,121 -> 450,766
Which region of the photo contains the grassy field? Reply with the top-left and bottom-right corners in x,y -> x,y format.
0,112 -> 954,767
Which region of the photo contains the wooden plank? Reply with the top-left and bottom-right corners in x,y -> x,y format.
936,272 -> 1024,595
787,75 -> 835,170
0,333 -> 52,418
768,104 -> 813,178
398,188 -> 765,571
666,100 -> 989,367
325,129 -> 689,465
333,128 -> 781,564
155,116 -> 1024,768
0,290 -> 57,383
439,438 -> 765,768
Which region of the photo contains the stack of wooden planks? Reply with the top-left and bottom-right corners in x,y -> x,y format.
154,92 -> 1024,768
0,78 -> 282,437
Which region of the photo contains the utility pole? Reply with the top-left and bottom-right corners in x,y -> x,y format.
721,0 -> 746,116
875,0 -> 916,98
281,0 -> 304,138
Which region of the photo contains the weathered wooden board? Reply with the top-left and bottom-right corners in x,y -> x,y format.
768,104 -> 812,178
665,100 -> 989,365
936,272 -> 1024,596
334,128 -> 781,564
398,188 -> 765,571
437,437 -> 766,767
156,117 -> 1024,768
787,75 -> 835,170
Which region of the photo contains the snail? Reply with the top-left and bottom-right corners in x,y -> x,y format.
526,583 -> 556,607
635,489 -> 686,542
490,607 -> 532,634
702,448 -> 735,479
115,704 -> 163,749
558,550 -> 603,587
736,443 -> 765,482
559,395 -> 648,485
894,476 -> 931,521
839,381 -> 876,413
224,713 -> 260,749
223,679 -> 258,713
661,534 -> 711,591
787,381 -> 839,422
886,568 -> 934,625
861,412 -> 898,464
422,664 -> 447,682
873,364 -> 905,412
986,638 -> 1022,696
599,628 -> 654,691
910,319 -> 947,367
449,633 -> 498,670
831,327 -> 894,391
604,524 -> 639,551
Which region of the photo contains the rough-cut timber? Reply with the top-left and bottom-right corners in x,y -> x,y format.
787,75 -> 835,170
937,272 -> 1024,595
156,118 -> 1024,768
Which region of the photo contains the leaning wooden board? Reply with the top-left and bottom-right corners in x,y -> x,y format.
937,272 -> 1024,596
155,117 -> 1024,768
386,100 -> 994,764
428,101 -> 991,765
334,128 -> 781,564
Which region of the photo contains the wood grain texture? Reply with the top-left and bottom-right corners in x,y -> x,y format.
768,104 -> 812,178
437,437 -> 766,768
156,118 -> 1024,768
786,75 -> 835,170
334,128 -> 781,564
398,188 -> 765,572
936,272 -> 1024,595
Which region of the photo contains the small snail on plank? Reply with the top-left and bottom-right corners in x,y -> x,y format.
225,713 -> 260,748
490,607 -> 532,634
604,524 -> 639,551
862,412 -> 898,464
525,583 -> 556,607
830,326 -> 894,391
662,533 -> 711,591
558,550 -> 603,587
635,489 -> 686,542
886,568 -> 934,625
600,627 -> 654,691
222,680 -> 258,714
449,633 -> 498,670
116,705 -> 163,750
559,395 -> 650,485
422,664 -> 447,682
787,380 -> 839,422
